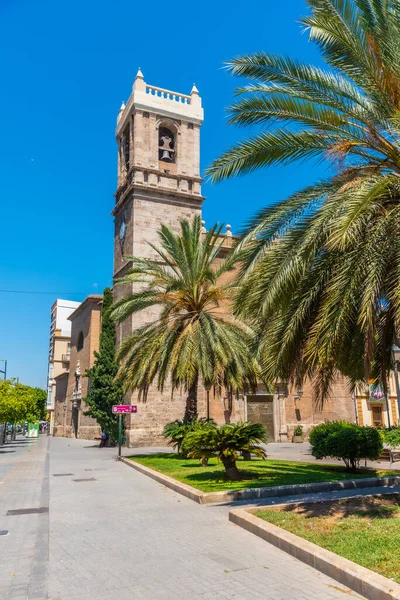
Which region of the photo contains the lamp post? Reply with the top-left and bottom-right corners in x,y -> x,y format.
392,345 -> 400,424
72,401 -> 79,438
205,382 -> 212,421
0,360 -> 7,380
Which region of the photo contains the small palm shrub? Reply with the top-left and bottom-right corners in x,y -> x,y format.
293,425 -> 303,437
384,428 -> 400,449
163,418 -> 216,456
310,421 -> 382,472
184,422 -> 267,481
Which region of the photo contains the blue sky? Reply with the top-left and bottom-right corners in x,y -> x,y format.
0,0 -> 324,388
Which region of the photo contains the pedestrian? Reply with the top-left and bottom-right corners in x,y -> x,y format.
99,431 -> 109,448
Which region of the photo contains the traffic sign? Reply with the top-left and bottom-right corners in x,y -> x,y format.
112,405 -> 137,414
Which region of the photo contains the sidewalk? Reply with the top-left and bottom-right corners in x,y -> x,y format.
0,435 -> 49,600
48,437 -> 365,600
0,435 -> 371,599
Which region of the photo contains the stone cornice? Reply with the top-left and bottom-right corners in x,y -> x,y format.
112,184 -> 204,216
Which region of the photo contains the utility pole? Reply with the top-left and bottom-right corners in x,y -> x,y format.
0,361 -> 6,445
0,360 -> 7,380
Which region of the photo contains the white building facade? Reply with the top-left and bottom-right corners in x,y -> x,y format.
46,299 -> 80,431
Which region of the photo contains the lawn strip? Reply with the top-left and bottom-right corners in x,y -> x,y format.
253,494 -> 400,584
128,453 -> 398,493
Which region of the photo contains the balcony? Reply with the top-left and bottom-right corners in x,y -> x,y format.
61,354 -> 70,363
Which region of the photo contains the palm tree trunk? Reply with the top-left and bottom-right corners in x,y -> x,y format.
184,375 -> 198,421
221,455 -> 242,481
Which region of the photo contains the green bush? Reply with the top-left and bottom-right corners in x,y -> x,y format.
384,427 -> 400,449
162,417 -> 216,456
309,421 -> 383,471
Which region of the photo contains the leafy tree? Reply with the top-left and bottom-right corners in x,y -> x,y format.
32,387 -> 47,420
111,216 -> 259,421
184,422 -> 267,481
0,380 -> 43,424
309,421 -> 383,471
84,287 -> 123,443
207,0 -> 400,402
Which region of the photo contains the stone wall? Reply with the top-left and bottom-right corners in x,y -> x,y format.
285,375 -> 357,440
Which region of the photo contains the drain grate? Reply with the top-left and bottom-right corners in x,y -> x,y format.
7,507 -> 48,516
73,478 -> 97,482
0,530 -> 9,535
53,473 -> 74,477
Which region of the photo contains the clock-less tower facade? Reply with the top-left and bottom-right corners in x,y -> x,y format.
113,69 -> 204,446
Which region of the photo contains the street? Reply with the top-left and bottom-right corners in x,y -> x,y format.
0,436 -> 365,600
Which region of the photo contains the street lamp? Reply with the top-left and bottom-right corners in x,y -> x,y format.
205,382 -> 212,421
0,360 -> 7,380
392,345 -> 400,422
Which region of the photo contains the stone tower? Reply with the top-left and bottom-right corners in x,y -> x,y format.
112,69 -> 205,446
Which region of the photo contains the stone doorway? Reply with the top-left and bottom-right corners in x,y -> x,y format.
246,395 -> 275,441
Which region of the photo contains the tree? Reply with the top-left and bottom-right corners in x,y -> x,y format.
32,387 -> 47,421
0,380 -> 44,424
84,287 -> 123,443
162,417 -> 216,457
184,422 -> 267,481
207,0 -> 400,402
111,216 -> 259,421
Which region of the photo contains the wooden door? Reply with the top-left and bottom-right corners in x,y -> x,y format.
371,405 -> 383,427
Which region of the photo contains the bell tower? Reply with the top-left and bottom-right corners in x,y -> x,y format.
112,69 -> 204,445
113,68 -> 204,272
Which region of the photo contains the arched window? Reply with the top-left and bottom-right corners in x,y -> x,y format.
159,126 -> 175,163
77,331 -> 84,352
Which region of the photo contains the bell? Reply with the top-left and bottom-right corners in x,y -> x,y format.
161,150 -> 171,161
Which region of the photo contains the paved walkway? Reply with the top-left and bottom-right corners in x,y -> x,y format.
0,435 -> 49,600
0,436 -> 374,600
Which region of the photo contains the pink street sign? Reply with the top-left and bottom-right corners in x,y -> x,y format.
112,405 -> 138,414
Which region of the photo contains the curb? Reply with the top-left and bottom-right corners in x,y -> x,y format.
229,508 -> 400,600
120,457 -> 204,502
120,457 -> 400,505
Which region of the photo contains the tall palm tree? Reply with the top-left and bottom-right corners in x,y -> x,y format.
111,216 -> 258,420
207,0 -> 400,403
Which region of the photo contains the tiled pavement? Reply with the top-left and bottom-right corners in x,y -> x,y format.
0,436 -> 49,600
1,436 -> 371,600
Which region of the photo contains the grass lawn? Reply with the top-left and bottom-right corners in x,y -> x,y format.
253,495 -> 400,583
128,453 -> 396,493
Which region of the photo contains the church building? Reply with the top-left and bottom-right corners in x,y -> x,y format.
112,70 -> 361,447
50,70 -> 399,443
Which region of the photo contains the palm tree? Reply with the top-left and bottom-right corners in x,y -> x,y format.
111,216 -> 258,420
207,0 -> 400,403
162,417 -> 216,456
184,422 -> 267,481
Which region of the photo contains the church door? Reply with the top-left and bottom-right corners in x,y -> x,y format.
246,395 -> 275,441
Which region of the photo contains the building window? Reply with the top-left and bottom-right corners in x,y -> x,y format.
123,126 -> 130,171
77,332 -> 84,352
159,127 -> 175,163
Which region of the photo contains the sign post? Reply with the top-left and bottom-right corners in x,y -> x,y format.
112,405 -> 137,458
